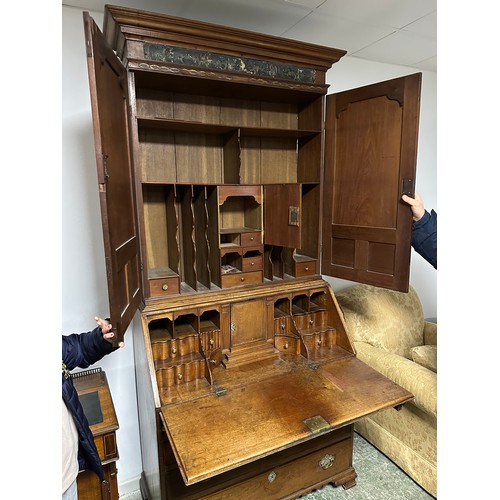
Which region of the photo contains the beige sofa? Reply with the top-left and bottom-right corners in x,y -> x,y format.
336,284 -> 437,497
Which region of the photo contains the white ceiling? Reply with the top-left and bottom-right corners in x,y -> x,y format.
62,0 -> 437,72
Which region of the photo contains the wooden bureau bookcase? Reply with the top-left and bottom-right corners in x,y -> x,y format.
83,5 -> 421,499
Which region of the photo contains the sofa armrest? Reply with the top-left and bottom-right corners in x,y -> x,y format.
354,341 -> 437,418
423,321 -> 437,345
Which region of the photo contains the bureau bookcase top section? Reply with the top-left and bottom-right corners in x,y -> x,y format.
84,4 -> 419,340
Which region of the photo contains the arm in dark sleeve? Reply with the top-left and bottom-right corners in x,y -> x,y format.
62,326 -> 118,371
411,209 -> 437,269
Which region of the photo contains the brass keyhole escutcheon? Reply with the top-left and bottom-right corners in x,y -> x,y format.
251,261 -> 254,266
171,347 -> 177,354
309,319 -> 314,325
268,471 -> 276,483
162,283 -> 169,291
240,277 -> 245,281
209,339 -> 214,345
177,373 -> 183,380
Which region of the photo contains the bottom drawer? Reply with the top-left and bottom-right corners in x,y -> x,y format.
205,436 -> 353,499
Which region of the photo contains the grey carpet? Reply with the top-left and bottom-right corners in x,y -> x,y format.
120,432 -> 435,499
302,433 -> 435,499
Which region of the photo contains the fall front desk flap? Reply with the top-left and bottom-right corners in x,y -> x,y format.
160,354 -> 412,485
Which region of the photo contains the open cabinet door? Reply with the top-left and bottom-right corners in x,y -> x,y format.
83,13 -> 142,341
322,73 -> 421,292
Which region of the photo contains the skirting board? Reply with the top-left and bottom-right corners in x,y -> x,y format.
119,475 -> 142,496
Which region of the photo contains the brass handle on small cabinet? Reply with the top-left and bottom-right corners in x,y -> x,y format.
171,347 -> 177,354
268,471 -> 277,483
209,339 -> 214,345
284,342 -> 289,349
251,262 -> 255,266
177,373 -> 183,380
304,267 -> 309,271
162,283 -> 169,291
250,236 -> 254,241
309,319 -> 314,325
281,323 -> 285,330
240,277 -> 245,282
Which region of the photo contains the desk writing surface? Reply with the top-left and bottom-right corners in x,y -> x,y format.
160,353 -> 413,485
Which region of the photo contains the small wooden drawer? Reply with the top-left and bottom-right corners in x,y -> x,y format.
242,254 -> 263,271
94,432 -> 118,462
150,276 -> 180,297
221,270 -> 263,288
273,316 -> 291,334
205,436 -> 353,499
241,232 -> 262,247
274,334 -> 299,354
294,260 -> 317,277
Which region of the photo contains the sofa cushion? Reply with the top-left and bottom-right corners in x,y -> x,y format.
410,345 -> 437,373
336,284 -> 425,359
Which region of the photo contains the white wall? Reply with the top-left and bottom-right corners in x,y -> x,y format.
62,5 -> 436,494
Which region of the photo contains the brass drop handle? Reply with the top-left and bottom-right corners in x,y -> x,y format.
284,342 -> 289,349
317,339 -> 322,346
309,319 -> 314,325
281,323 -> 285,330
240,277 -> 245,282
162,283 -> 169,291
177,373 -> 183,380
304,266 -> 309,271
319,454 -> 335,469
171,347 -> 177,354
251,261 -> 254,266
250,236 -> 254,241
209,339 -> 214,345
210,359 -> 217,365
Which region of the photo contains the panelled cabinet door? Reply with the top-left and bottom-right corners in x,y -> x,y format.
83,13 -> 142,341
322,73 -> 422,292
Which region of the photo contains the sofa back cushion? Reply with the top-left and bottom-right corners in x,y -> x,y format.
336,284 -> 424,359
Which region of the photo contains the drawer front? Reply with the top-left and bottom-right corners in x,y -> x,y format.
274,334 -> 299,354
94,432 -> 118,462
294,260 -> 317,277
221,270 -> 262,288
274,316 -> 291,334
204,437 -> 353,499
149,276 -> 180,297
241,232 -> 262,247
242,254 -> 263,272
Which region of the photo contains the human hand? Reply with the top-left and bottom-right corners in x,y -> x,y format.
402,192 -> 425,221
95,316 -> 124,348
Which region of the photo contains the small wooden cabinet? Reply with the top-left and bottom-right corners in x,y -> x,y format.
73,368 -> 119,500
83,5 -> 420,499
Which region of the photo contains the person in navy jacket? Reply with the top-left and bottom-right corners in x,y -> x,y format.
62,317 -> 123,499
402,192 -> 437,269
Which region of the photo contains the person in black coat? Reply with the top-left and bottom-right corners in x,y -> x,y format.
62,316 -> 123,499
402,192 -> 437,269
